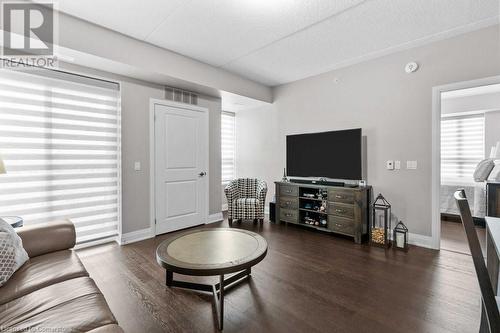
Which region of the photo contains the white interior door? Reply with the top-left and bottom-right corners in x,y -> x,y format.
154,102 -> 208,235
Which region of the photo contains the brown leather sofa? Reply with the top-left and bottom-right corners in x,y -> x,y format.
0,220 -> 124,333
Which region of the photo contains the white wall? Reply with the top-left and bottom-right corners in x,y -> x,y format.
236,25 -> 500,238
235,105 -> 281,202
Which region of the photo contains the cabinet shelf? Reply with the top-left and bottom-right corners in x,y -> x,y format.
299,208 -> 327,215
299,196 -> 324,201
300,222 -> 329,230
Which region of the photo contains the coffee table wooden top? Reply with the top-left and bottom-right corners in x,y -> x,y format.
156,228 -> 268,276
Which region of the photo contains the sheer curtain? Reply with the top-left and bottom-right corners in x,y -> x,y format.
0,68 -> 121,245
221,111 -> 236,185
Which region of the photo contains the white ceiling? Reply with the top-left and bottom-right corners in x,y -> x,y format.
56,0 -> 499,86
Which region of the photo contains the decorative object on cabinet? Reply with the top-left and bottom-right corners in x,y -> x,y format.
282,168 -> 288,182
371,194 -> 391,248
393,221 -> 409,251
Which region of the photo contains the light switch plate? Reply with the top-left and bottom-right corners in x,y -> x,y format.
395,160 -> 401,170
134,161 -> 141,171
406,160 -> 417,170
386,160 -> 394,170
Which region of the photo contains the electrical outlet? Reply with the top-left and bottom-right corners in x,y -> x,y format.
134,161 -> 141,171
386,160 -> 394,170
395,160 -> 401,170
406,160 -> 417,170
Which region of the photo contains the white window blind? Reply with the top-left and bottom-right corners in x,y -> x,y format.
441,114 -> 484,184
0,68 -> 121,245
221,111 -> 235,185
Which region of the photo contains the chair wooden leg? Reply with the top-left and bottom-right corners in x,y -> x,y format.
260,219 -> 264,225
253,219 -> 257,225
228,218 -> 233,227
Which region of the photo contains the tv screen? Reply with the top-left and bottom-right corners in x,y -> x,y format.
286,129 -> 362,180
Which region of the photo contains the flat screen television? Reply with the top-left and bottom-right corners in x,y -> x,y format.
286,128 -> 362,180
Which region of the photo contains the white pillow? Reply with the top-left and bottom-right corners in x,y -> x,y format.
488,164 -> 500,182
473,159 -> 495,182
0,219 -> 29,287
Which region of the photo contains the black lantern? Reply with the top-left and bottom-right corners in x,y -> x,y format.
394,221 -> 409,251
371,193 -> 391,248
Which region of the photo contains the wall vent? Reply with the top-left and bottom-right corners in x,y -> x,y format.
165,86 -> 198,105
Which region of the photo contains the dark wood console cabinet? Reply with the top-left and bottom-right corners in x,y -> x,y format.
487,182 -> 500,217
275,181 -> 371,244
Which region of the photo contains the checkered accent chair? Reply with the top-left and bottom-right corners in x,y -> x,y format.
224,178 -> 267,225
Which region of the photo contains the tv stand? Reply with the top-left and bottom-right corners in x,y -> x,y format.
275,181 -> 371,244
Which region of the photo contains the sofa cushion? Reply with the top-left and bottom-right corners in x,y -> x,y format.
0,277 -> 117,332
235,198 -> 260,207
0,219 -> 29,287
0,249 -> 89,305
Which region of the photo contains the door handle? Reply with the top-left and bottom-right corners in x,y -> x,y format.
198,172 -> 207,177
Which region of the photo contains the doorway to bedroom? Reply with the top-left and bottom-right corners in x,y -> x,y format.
437,82 -> 500,254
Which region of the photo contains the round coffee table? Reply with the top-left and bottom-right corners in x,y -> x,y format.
156,228 -> 268,330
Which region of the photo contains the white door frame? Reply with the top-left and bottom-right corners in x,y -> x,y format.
149,98 -> 210,235
431,75 -> 500,250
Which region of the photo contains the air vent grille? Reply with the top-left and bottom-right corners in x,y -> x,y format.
165,86 -> 198,105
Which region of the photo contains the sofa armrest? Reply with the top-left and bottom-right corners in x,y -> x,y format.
17,220 -> 76,257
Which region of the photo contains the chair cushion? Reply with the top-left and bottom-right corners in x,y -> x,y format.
0,249 -> 89,305
235,198 -> 260,207
0,277 -> 117,332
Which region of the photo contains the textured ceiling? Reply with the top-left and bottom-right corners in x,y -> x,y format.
56,0 -> 499,86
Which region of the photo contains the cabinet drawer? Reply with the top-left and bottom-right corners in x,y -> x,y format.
328,216 -> 355,235
328,202 -> 354,219
279,196 -> 299,210
328,189 -> 355,204
280,185 -> 299,197
280,208 -> 298,223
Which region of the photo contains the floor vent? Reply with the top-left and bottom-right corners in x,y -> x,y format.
165,86 -> 198,105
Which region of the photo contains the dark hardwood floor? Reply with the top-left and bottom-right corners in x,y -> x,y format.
78,219 -> 481,333
441,220 -> 486,255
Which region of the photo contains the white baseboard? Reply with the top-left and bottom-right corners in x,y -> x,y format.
222,203 -> 228,211
120,227 -> 154,245
408,232 -> 435,249
207,212 -> 223,224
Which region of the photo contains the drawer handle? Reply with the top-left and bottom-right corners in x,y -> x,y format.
286,201 -> 291,205
285,213 -> 293,217
285,190 -> 292,193
335,195 -> 344,199
335,209 -> 345,213
335,223 -> 343,227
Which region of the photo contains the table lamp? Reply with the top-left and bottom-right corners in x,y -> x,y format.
0,156 -> 5,174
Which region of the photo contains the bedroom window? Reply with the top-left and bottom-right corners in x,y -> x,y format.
221,111 -> 235,185
0,68 -> 121,246
441,114 -> 484,184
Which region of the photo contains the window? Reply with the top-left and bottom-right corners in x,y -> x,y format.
441,114 -> 484,184
0,68 -> 121,245
221,111 -> 235,185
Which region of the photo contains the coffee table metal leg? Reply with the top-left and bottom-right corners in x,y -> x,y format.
212,274 -> 224,330
166,269 -> 252,330
166,270 -> 173,287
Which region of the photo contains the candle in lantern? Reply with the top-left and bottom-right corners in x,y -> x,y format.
396,232 -> 404,248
